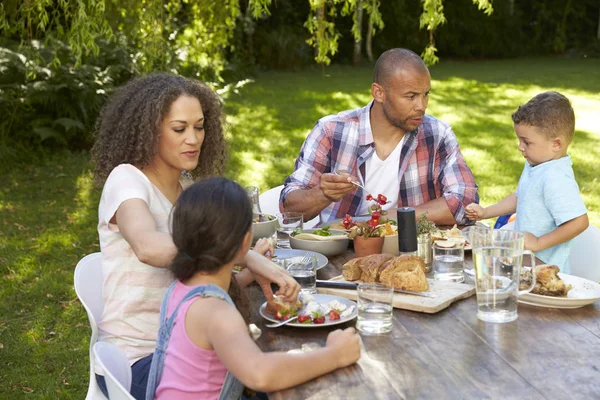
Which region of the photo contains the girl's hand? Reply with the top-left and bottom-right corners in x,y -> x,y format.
523,232 -> 540,252
253,238 -> 274,259
465,203 -> 485,221
244,250 -> 300,302
326,328 -> 361,368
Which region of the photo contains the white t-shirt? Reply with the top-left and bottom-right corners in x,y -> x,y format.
357,136 -> 405,215
97,164 -> 179,370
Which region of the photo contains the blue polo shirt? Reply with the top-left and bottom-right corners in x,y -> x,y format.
515,155 -> 587,274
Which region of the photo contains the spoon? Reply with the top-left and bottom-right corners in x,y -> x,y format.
334,169 -> 366,191
266,315 -> 298,328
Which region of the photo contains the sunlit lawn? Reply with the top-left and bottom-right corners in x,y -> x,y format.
1,57 -> 599,398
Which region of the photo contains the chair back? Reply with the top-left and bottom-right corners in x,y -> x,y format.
259,185 -> 319,228
93,342 -> 134,400
74,252 -> 106,399
570,225 -> 600,282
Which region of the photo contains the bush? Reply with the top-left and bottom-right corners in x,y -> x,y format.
0,37 -> 137,163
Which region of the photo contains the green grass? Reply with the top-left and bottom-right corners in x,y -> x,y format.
1,57 -> 599,398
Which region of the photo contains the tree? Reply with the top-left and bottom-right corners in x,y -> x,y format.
420,0 -> 493,65
364,0 -> 384,62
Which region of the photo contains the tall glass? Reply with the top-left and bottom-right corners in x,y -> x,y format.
275,212 -> 303,248
433,241 -> 465,282
245,186 -> 262,216
470,227 -> 537,323
287,256 -> 317,294
356,284 -> 394,335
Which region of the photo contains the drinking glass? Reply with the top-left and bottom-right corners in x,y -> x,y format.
276,212 -> 303,248
356,284 -> 394,335
471,227 -> 537,323
433,242 -> 465,282
245,186 -> 262,216
287,256 -> 317,294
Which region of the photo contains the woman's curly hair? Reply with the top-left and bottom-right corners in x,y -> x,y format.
92,73 -> 226,185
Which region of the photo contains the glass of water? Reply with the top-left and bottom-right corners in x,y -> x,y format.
275,212 -> 303,248
287,256 -> 317,294
356,284 -> 394,335
433,241 -> 465,282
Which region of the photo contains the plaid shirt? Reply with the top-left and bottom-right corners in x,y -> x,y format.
281,101 -> 479,224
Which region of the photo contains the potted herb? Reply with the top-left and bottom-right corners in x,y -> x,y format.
416,213 -> 438,271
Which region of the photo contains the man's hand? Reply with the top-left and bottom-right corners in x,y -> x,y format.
320,172 -> 357,203
465,203 -> 486,221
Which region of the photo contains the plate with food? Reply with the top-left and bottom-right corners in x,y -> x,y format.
289,227 -> 350,257
273,248 -> 329,271
259,293 -> 358,327
431,224 -> 472,251
518,265 -> 600,309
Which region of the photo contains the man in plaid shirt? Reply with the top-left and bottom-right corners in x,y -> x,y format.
281,48 -> 478,225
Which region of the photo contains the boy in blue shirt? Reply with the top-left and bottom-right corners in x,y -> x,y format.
466,91 -> 588,273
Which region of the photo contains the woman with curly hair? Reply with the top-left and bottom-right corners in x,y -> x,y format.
92,73 -> 300,400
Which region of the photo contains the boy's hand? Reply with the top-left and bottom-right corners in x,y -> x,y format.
465,203 -> 485,221
523,232 -> 540,252
253,238 -> 274,259
326,328 -> 361,368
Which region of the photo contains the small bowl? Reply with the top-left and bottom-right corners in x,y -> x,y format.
289,229 -> 350,257
252,213 -> 278,243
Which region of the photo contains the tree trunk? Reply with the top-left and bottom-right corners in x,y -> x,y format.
352,0 -> 364,65
366,15 -> 373,62
598,3 -> 600,40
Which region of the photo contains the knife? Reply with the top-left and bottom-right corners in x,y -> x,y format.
316,280 -> 436,298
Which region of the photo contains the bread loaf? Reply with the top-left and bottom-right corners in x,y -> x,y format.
342,254 -> 429,292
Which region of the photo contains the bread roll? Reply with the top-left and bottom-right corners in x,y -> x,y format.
358,253 -> 394,283
379,255 -> 429,292
342,258 -> 363,281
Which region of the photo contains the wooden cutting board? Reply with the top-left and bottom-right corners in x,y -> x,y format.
317,275 -> 475,314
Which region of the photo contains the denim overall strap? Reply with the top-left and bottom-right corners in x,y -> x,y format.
145,283 -> 244,400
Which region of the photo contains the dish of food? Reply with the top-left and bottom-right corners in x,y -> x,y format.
289,229 -> 350,257
517,266 -> 600,309
431,224 -> 472,251
273,249 -> 329,271
259,293 -> 358,327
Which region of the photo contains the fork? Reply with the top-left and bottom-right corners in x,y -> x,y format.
266,315 -> 298,328
334,169 -> 366,191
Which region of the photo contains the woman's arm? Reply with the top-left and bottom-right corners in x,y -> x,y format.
115,198 -> 177,268
524,213 -> 589,252
200,302 -> 360,392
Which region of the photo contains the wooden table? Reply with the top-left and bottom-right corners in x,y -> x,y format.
248,250 -> 600,400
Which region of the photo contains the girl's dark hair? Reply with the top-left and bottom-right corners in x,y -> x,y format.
170,177 -> 253,282
92,73 -> 226,185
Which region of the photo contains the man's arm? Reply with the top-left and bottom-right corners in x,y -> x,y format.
433,126 -> 479,225
284,174 -> 356,221
280,121 -> 355,220
413,197 -> 457,226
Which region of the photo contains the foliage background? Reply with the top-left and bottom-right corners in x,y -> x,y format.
1,1 -> 600,398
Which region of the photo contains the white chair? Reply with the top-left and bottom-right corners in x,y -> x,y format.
569,225 -> 600,282
93,342 -> 134,400
259,184 -> 319,228
74,252 -> 107,400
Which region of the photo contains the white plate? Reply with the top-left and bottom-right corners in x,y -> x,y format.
518,273 -> 600,309
259,294 -> 358,328
273,249 -> 329,271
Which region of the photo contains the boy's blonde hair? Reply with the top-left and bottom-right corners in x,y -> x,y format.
512,91 -> 575,143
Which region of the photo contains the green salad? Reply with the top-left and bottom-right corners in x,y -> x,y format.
293,226 -> 333,237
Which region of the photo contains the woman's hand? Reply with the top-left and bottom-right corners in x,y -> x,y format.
244,250 -> 301,302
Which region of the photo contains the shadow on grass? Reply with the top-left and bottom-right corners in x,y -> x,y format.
0,151 -> 100,398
